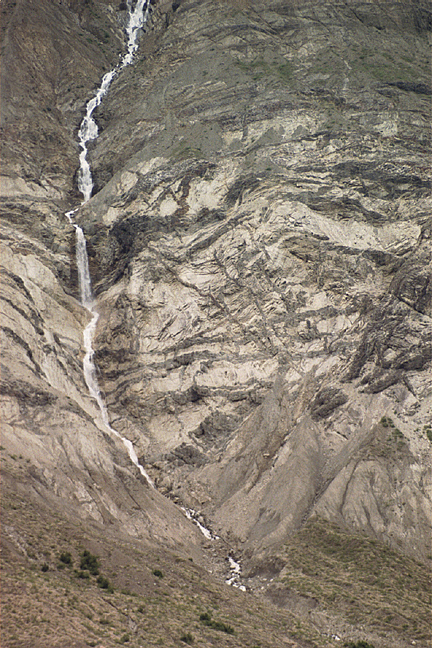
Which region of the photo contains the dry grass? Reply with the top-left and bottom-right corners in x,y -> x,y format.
1,470 -> 321,648
277,519 -> 432,645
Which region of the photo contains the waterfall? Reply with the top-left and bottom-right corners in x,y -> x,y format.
78,0 -> 151,202
67,1 -> 153,487
65,1 -> 248,583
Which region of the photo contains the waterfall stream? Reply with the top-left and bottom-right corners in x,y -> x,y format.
78,0 -> 150,202
66,0 -> 245,590
67,0 -> 153,487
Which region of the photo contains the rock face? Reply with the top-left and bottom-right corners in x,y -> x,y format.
81,0 -> 431,561
1,0 -> 432,646
1,0 -> 205,554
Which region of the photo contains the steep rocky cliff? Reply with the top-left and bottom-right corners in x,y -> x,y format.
1,1 -> 431,647
85,0 -> 432,560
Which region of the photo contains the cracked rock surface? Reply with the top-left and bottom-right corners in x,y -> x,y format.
80,0 -> 432,562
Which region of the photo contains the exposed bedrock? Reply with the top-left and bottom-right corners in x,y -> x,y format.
72,0 -> 432,561
1,3 -> 431,642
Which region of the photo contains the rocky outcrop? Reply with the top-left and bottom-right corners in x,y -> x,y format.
1,0 -> 205,552
76,0 -> 432,561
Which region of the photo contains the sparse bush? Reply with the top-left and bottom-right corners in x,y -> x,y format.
344,641 -> 375,648
211,620 -> 235,634
41,563 -> 49,572
119,634 -> 130,644
97,575 -> 113,592
180,633 -> 194,644
75,569 -> 90,579
199,612 -> 211,623
59,552 -> 73,566
80,550 -> 99,575
380,416 -> 394,428
199,612 -> 234,634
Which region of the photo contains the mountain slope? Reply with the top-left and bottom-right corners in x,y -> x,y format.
1,1 -> 431,647
83,0 -> 432,561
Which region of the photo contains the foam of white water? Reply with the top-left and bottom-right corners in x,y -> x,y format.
67,2 -> 153,487
181,507 -> 219,541
225,556 -> 246,591
77,0 -> 151,203
76,223 -> 154,486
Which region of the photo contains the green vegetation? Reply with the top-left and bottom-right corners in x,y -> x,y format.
172,143 -> 202,160
199,612 -> 235,634
379,416 -> 408,453
97,575 -> 113,592
350,46 -> 428,83
80,550 -> 100,576
59,552 -> 73,566
379,416 -> 394,428
423,424 -> 432,442
180,632 -> 194,644
235,57 -> 293,83
280,518 -> 431,642
379,417 -> 406,447
118,633 -> 130,643
75,569 -> 90,579
152,569 -> 164,579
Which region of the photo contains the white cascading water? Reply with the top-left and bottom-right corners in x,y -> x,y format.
78,0 -> 150,202
226,556 -> 246,591
67,0 -> 153,487
68,3 -> 245,588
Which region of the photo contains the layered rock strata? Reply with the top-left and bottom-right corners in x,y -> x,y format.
79,0 -> 432,561
1,3 -> 431,644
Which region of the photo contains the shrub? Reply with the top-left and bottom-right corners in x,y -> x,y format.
199,612 -> 234,634
211,621 -> 235,634
97,575 -> 113,591
75,569 -> 90,579
423,425 -> 432,442
80,550 -> 99,575
41,563 -> 49,572
344,641 -> 375,648
199,612 -> 212,623
59,552 -> 73,566
180,633 -> 194,644
380,416 -> 394,428
152,569 -> 163,578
